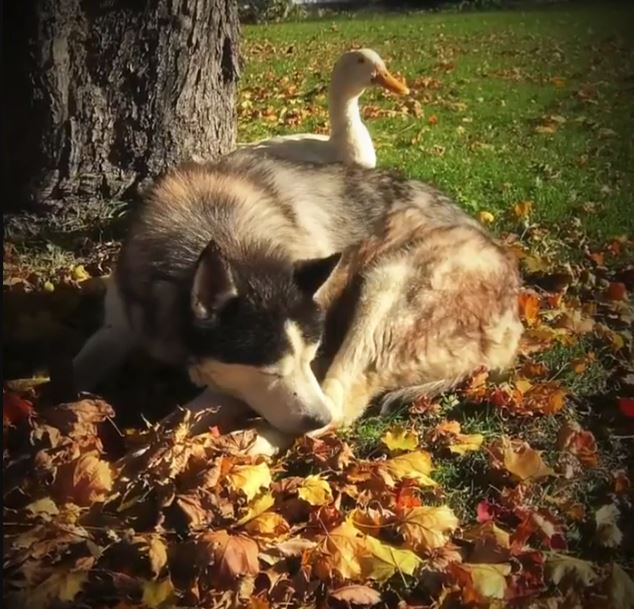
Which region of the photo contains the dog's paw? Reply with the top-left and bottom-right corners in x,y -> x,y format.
244,422 -> 294,457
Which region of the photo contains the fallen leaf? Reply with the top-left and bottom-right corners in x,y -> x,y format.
518,292 -> 540,326
618,397 -> 634,418
384,450 -> 436,487
244,512 -> 290,538
142,577 -> 175,608
362,535 -> 422,582
491,437 -> 554,482
298,474 -> 333,506
606,563 -> 634,609
3,388 -> 34,427
330,584 -> 381,605
25,497 -> 59,518
456,563 -> 511,601
545,553 -> 597,587
226,462 -> 272,501
236,492 -> 275,526
595,504 -> 623,548
606,282 -> 628,301
513,200 -> 534,219
54,451 -> 113,505
397,505 -> 459,552
71,265 -> 91,282
315,519 -> 366,580
24,570 -> 89,609
381,426 -> 419,453
449,433 -> 484,455
557,421 -> 598,468
202,530 -> 259,583
478,211 -> 495,224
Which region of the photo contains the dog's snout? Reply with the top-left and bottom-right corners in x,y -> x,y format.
299,411 -> 332,432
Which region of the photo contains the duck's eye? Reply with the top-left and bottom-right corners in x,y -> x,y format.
357,57 -> 365,64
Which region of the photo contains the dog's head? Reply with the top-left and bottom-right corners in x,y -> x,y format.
186,241 -> 341,435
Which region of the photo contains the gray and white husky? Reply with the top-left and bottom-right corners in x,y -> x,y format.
73,150 -> 523,454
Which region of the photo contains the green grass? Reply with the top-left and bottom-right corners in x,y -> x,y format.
239,2 -> 634,239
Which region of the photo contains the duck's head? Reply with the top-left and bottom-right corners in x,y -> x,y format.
331,48 -> 409,98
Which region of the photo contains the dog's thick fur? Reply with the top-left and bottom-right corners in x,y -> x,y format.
74,150 -> 523,453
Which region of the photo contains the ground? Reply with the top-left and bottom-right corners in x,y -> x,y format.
3,3 -> 634,609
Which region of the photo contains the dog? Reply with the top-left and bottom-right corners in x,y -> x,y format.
73,150 -> 523,454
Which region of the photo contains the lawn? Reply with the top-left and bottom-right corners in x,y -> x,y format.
3,3 -> 634,609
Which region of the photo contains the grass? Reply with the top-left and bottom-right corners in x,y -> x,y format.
238,2 -> 634,239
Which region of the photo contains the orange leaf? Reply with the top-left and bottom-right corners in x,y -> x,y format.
605,282 -> 628,301
428,113 -> 438,125
518,292 -> 540,326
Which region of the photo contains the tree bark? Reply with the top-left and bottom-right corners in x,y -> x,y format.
3,0 -> 240,212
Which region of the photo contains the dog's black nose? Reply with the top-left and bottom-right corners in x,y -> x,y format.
299,411 -> 332,432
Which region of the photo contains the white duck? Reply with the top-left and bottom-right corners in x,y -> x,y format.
240,49 -> 409,169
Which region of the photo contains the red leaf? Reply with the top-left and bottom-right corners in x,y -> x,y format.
618,397 -> 634,418
3,388 -> 34,427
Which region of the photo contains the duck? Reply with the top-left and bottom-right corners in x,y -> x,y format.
239,48 -> 409,168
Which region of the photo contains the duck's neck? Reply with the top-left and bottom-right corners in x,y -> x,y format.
328,86 -> 367,143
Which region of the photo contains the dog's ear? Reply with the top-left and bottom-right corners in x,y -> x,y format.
191,242 -> 238,320
293,252 -> 341,297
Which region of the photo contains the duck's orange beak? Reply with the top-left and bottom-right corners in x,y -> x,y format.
373,68 -> 410,95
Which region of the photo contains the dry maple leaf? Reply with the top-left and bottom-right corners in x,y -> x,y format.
430,419 -> 484,455
202,530 -> 259,585
330,584 -> 381,605
11,569 -> 89,609
606,563 -> 634,609
594,504 -> 623,548
545,553 -> 597,587
54,451 -> 113,505
361,535 -> 422,582
236,492 -> 275,526
463,521 -> 511,563
381,425 -> 419,453
490,437 -> 554,482
298,474 -> 333,506
397,505 -> 459,552
244,512 -> 290,539
226,461 -> 272,501
314,519 -> 367,580
518,291 -> 540,326
452,562 -> 511,603
557,421 -> 598,468
382,450 -> 436,487
142,577 -> 175,608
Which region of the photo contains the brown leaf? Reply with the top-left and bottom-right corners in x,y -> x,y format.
202,530 -> 259,584
244,512 -> 290,539
557,421 -> 598,468
54,451 -> 113,505
330,584 -> 381,605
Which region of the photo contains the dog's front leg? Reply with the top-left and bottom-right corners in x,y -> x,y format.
180,388 -> 253,434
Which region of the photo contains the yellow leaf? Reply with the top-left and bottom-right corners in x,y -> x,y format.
316,520 -> 366,580
298,474 -> 333,506
236,492 -> 275,526
513,200 -> 534,219
71,265 -> 91,282
397,505 -> 459,552
384,450 -> 436,486
142,577 -> 175,608
381,426 -> 419,453
226,462 -> 272,501
461,563 -> 511,599
545,553 -> 597,587
606,563 -> 634,609
26,570 -> 89,609
448,432 -> 484,455
477,210 -> 495,224
244,512 -> 290,538
362,535 -> 422,582
25,497 -> 59,517
492,436 -> 554,482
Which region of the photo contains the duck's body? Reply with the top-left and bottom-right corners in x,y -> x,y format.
239,49 -> 408,169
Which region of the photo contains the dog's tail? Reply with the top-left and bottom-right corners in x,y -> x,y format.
378,378 -> 458,415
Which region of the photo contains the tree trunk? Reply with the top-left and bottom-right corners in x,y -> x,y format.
3,0 -> 240,213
